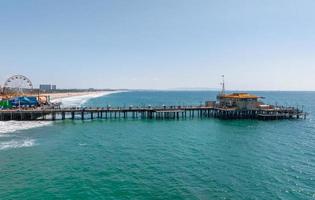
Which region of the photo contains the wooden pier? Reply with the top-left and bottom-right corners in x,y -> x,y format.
0,105 -> 307,121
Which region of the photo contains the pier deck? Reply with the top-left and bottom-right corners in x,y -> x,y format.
0,106 -> 307,121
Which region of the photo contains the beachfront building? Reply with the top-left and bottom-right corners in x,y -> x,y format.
40,84 -> 57,92
217,93 -> 262,110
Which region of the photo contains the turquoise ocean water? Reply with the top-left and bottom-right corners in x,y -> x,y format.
0,91 -> 314,199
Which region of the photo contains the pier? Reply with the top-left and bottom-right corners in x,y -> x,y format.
0,105 -> 307,121
0,74 -> 308,122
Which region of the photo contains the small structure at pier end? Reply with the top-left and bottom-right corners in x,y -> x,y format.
204,75 -> 307,120
215,75 -> 264,110
217,93 -> 262,110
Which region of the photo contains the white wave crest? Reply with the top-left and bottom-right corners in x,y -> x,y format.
0,121 -> 52,134
0,139 -> 35,150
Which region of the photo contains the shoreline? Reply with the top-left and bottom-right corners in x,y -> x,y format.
49,90 -> 122,107
42,91 -> 117,101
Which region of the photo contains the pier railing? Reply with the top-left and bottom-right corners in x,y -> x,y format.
0,105 -> 307,121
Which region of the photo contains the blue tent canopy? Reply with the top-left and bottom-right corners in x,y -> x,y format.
10,96 -> 39,107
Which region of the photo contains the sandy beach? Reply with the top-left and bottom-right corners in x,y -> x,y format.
47,90 -> 122,107
42,91 -> 113,101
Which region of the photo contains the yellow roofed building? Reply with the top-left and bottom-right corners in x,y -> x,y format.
217,93 -> 263,110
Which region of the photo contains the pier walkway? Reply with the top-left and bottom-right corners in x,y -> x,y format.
0,105 -> 307,121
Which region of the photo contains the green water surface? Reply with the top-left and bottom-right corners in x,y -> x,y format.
0,91 -> 314,199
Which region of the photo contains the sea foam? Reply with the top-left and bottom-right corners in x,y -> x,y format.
0,121 -> 52,134
0,138 -> 35,150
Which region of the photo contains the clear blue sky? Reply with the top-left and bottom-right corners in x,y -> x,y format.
0,0 -> 314,90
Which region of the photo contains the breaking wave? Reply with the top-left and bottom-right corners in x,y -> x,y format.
0,121 -> 52,134
0,139 -> 35,150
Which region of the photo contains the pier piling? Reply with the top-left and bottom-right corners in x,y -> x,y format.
0,105 -> 306,121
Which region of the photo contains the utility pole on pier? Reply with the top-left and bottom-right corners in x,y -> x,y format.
221,75 -> 225,95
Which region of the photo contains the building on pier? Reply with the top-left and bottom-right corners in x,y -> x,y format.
214,75 -> 264,110
217,93 -> 263,110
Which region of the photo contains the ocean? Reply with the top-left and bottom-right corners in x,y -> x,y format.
0,91 -> 314,199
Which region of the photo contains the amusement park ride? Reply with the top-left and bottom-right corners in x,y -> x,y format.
0,75 -> 49,108
0,75 -> 34,98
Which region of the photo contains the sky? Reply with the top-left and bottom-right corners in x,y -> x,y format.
0,0 -> 314,90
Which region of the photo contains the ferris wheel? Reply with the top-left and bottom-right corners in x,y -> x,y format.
2,75 -> 33,96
